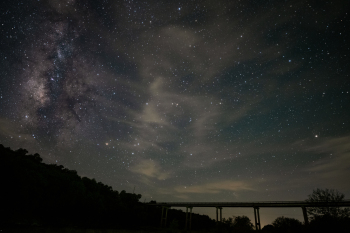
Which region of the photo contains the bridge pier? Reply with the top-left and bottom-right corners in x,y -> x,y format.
302,207 -> 309,225
220,207 -> 222,222
253,207 -> 261,230
216,207 -> 222,222
160,206 -> 170,227
185,206 -> 193,231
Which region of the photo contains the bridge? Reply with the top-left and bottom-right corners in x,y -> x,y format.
148,200 -> 350,231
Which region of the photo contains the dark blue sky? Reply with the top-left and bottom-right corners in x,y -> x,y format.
0,0 -> 349,226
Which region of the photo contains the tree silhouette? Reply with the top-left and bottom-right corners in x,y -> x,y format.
272,216 -> 302,231
230,215 -> 254,231
305,188 -> 350,220
261,224 -> 274,231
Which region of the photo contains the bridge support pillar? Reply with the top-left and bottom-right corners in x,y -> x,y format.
185,206 -> 193,231
302,207 -> 309,225
220,207 -> 222,222
160,206 -> 170,227
253,207 -> 261,230
216,207 -> 222,222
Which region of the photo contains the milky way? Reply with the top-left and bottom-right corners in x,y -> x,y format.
1,0 -> 349,225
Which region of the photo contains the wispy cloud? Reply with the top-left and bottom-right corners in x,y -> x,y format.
305,136 -> 350,179
129,159 -> 170,180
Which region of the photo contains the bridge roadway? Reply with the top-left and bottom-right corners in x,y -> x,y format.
152,200 -> 350,207
150,200 -> 350,231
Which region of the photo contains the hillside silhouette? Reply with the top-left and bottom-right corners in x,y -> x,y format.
0,144 -> 216,231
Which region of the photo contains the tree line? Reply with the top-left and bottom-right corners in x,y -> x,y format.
0,144 -> 216,230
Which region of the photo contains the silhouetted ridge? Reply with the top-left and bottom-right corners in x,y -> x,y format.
0,144 -> 216,230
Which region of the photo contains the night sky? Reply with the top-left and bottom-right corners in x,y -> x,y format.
1,0 -> 349,226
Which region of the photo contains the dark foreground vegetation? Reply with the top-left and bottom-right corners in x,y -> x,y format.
0,144 -> 215,231
1,144 -> 350,232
